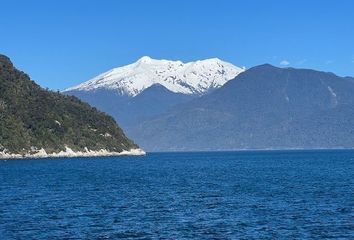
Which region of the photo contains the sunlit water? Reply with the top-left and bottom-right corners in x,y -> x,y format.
0,150 -> 353,239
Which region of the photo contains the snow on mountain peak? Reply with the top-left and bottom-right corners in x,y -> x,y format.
137,56 -> 153,64
65,57 -> 245,97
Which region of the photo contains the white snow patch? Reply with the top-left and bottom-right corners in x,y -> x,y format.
327,86 -> 337,97
327,86 -> 338,107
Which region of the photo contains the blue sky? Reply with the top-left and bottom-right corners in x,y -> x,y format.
1,0 -> 354,90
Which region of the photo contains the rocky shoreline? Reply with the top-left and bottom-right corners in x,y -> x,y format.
0,147 -> 146,160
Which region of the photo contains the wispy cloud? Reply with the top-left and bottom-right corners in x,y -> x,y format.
280,60 -> 290,66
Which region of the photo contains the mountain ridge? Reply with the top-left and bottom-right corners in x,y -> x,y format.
127,64 -> 354,151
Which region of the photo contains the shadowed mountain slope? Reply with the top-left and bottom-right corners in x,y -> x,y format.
128,64 -> 354,151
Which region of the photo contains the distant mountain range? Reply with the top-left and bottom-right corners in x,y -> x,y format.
65,58 -> 354,151
0,54 -> 143,158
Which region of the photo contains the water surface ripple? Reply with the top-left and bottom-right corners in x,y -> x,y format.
0,150 -> 353,239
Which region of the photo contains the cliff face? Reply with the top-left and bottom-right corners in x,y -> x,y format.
0,55 -> 143,158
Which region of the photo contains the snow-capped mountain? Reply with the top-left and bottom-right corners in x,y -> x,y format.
65,56 -> 245,96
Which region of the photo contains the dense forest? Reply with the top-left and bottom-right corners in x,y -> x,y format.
0,54 -> 138,154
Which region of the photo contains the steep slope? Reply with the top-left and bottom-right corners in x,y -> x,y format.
128,64 -> 354,151
0,55 -> 143,158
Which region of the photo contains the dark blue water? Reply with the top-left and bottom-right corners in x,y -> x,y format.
0,150 -> 353,239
